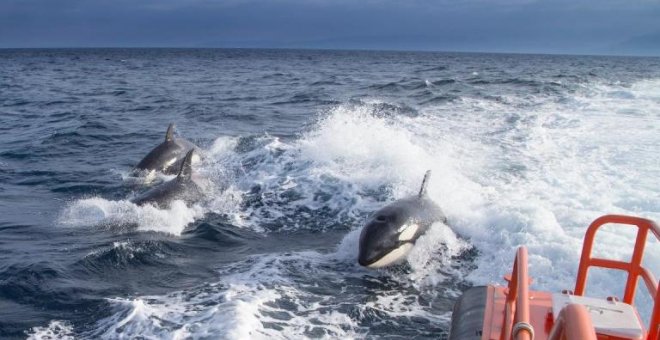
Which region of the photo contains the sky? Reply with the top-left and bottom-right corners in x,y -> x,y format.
1,0 -> 659,56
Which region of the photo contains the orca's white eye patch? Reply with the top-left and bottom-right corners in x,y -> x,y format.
164,157 -> 178,168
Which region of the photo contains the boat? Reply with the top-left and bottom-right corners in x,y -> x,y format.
449,214 -> 659,340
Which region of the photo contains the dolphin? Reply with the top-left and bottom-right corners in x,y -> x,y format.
131,150 -> 204,207
134,123 -> 199,175
358,171 -> 447,268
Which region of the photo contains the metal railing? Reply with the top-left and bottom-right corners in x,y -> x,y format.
501,247 -> 533,340
574,214 -> 660,340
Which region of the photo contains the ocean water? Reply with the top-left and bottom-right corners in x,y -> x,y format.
0,49 -> 659,339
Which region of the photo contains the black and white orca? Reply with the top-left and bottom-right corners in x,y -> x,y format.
358,171 -> 447,268
134,123 -> 199,175
132,150 -> 204,207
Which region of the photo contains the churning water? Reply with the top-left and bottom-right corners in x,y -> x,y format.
0,49 -> 658,339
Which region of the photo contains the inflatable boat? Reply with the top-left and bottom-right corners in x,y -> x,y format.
449,215 -> 659,340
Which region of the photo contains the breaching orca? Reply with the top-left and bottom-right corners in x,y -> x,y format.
131,150 -> 204,207
134,123 -> 199,175
358,170 -> 447,268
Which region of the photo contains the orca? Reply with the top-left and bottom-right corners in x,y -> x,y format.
131,150 -> 204,207
358,170 -> 447,268
134,123 -> 199,175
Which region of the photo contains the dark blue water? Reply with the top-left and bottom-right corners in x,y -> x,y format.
1,49 -> 659,339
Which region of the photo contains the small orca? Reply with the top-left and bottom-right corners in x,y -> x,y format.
358,170 -> 447,268
134,123 -> 199,175
131,150 -> 204,207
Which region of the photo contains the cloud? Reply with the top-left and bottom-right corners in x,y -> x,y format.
0,0 -> 659,55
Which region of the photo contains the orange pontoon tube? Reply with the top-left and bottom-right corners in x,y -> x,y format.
448,214 -> 660,340
548,303 -> 598,340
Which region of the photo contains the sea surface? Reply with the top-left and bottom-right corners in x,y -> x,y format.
1,49 -> 659,339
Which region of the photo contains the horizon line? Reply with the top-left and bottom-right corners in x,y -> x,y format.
1,45 -> 659,58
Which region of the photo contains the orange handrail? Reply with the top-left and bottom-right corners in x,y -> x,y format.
548,303 -> 598,340
574,214 -> 660,340
501,247 -> 533,340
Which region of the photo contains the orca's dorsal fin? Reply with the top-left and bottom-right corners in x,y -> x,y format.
177,150 -> 194,181
418,170 -> 431,198
165,123 -> 175,142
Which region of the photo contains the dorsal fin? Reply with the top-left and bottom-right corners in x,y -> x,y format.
177,150 -> 194,181
418,170 -> 431,198
165,123 -> 175,142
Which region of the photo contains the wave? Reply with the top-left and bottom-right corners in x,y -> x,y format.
58,76 -> 660,285
78,240 -> 182,271
78,221 -> 472,339
0,263 -> 62,307
28,321 -> 75,340
40,75 -> 660,337
58,198 -> 206,236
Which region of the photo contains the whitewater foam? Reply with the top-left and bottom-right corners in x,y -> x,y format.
28,321 -> 74,340
47,76 -> 660,337
59,197 -> 204,236
87,239 -> 464,339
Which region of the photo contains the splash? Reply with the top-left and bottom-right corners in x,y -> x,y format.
86,241 -> 465,339
27,321 -> 74,340
48,77 -> 660,337
59,198 -> 204,236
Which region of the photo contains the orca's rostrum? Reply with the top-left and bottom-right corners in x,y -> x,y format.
358,170 -> 447,268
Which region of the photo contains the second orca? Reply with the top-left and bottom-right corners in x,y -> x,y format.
132,150 -> 204,208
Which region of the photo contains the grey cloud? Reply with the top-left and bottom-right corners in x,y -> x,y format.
0,0 -> 658,55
